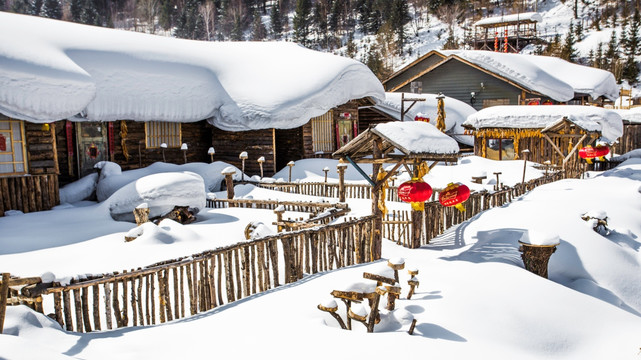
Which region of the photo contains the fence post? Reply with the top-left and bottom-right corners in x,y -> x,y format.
337,163 -> 347,203
0,273 -> 9,334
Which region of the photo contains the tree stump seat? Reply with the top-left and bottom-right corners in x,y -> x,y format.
518,240 -> 559,279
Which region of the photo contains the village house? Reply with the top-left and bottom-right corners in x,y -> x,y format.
462,105 -> 623,175
0,12 -> 384,215
382,50 -> 619,111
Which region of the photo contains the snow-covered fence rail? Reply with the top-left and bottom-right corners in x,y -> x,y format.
243,181 -> 406,202
206,198 -> 349,213
384,170 -> 568,247
20,215 -> 376,333
0,174 -> 59,216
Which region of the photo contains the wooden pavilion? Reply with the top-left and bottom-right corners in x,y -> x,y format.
333,121 -> 459,255
470,12 -> 543,53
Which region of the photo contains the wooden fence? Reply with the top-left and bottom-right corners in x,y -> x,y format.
9,215 -> 375,333
0,174 -> 59,216
383,170 -> 569,247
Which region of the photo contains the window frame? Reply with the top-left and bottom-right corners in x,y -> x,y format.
145,121 -> 182,149
0,118 -> 28,176
310,111 -> 335,154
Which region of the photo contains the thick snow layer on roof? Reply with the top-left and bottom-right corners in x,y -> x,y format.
0,12 -> 384,130
464,105 -> 623,142
614,107 -> 641,124
443,50 -> 618,102
372,92 -> 475,146
473,12 -> 542,26
372,121 -> 460,155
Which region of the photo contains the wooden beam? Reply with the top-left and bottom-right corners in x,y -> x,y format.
543,134 -> 565,161
563,133 -> 587,165
345,155 -> 377,187
373,159 -> 405,192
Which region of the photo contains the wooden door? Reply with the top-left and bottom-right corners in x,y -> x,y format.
76,122 -> 108,177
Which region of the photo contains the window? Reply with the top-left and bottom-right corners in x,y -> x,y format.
486,138 -> 515,161
311,111 -> 334,153
483,98 -> 510,108
0,119 -> 27,175
145,121 -> 181,148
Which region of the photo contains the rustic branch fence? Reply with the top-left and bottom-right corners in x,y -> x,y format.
383,170 -> 569,247
2,215 -> 375,334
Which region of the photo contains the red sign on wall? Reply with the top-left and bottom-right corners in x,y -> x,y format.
0,133 -> 6,152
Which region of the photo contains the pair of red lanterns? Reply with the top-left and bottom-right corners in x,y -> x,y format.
578,145 -> 609,164
398,179 -> 470,212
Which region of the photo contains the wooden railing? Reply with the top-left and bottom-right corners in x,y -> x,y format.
8,215 -> 375,333
0,174 -> 59,216
383,170 -> 569,247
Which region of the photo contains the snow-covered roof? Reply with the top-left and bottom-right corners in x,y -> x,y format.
463,105 -> 623,142
0,12 -> 385,130
370,92 -> 475,146
613,107 -> 641,124
371,121 -> 460,155
473,12 -> 543,26
438,50 -> 619,102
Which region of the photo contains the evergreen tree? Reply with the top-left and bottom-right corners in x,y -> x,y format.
629,9 -> 641,56
251,10 -> 268,40
30,0 -> 43,15
389,0 -> 410,54
574,19 -> 583,41
346,32 -> 357,58
270,1 -> 283,39
158,0 -> 176,31
70,0 -> 83,22
311,0 -> 328,48
595,42 -> 604,69
560,22 -> 578,62
175,0 -> 206,40
11,0 -> 30,14
292,0 -> 312,46
42,0 -> 62,19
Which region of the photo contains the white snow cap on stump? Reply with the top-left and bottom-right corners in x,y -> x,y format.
523,230 -> 560,246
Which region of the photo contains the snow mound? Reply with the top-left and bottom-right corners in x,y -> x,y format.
126,219 -> 203,245
108,172 -> 206,222
2,305 -> 62,336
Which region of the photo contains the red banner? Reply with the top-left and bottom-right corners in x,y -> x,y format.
0,133 -> 6,152
108,122 -> 115,156
66,121 -> 74,157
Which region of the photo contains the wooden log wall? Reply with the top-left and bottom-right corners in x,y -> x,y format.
24,122 -> 59,176
206,198 -> 349,214
613,123 -> 641,155
0,174 -> 59,216
275,127 -> 305,171
248,181 -> 405,202
39,215 -> 375,333
382,170 -> 569,246
212,127 -> 276,177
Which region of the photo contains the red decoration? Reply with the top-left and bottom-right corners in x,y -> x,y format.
414,115 -> 430,123
0,133 -> 6,152
439,183 -> 470,212
398,179 -> 433,211
542,100 -> 553,105
66,121 -> 74,157
108,122 -> 115,157
527,100 -> 540,105
579,145 -> 609,164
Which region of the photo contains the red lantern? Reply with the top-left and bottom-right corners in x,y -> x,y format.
579,145 -> 609,164
414,115 -> 430,123
439,183 -> 470,212
398,178 -> 433,211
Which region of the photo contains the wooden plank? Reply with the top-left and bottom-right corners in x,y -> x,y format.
0,273 -> 9,334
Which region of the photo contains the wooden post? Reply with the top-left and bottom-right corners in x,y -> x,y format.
239,152 -> 248,181
493,172 -> 502,191
371,139 -> 383,260
287,161 -> 295,182
274,206 -> 285,233
222,169 -> 236,200
181,143 -> 188,164
337,163 -> 347,203
0,273 -> 9,334
208,147 -> 215,163
518,241 -> 559,278
411,160 -> 423,249
323,167 -> 329,183
257,156 -> 265,178
521,149 -> 530,185
133,204 -> 150,226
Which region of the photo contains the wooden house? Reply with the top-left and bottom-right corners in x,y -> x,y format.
0,12 -> 384,216
383,50 -> 619,111
462,105 -> 623,174
613,108 -> 641,155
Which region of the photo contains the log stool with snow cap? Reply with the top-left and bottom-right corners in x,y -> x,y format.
387,257 -> 405,283
407,268 -> 419,299
331,282 -> 376,330
363,265 -> 398,312
518,231 -> 560,279
317,299 -> 346,329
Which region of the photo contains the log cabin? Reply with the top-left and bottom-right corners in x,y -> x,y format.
382,50 -> 619,111
0,12 -> 384,215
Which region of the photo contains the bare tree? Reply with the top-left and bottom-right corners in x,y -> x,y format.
138,0 -> 160,33
199,0 -> 216,40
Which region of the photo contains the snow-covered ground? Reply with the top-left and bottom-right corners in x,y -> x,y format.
1,155 -> 640,359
